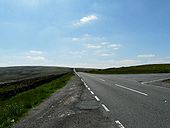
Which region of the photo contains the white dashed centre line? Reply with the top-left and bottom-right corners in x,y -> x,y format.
85,84 -> 88,88
102,104 -> 110,112
88,87 -> 91,91
90,91 -> 94,95
94,96 -> 100,101
115,84 -> 148,96
115,120 -> 125,128
81,79 -> 84,83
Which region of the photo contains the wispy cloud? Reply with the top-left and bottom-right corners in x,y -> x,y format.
72,38 -> 80,41
86,42 -> 121,50
94,50 -> 114,57
74,14 -> 98,26
29,50 -> 43,55
137,54 -> 156,58
86,44 -> 102,49
107,44 -> 121,50
25,50 -> 46,61
115,59 -> 140,66
71,34 -> 91,42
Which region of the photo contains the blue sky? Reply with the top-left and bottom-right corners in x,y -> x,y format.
0,0 -> 170,68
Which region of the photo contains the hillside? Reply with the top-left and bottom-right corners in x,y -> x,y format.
0,66 -> 72,82
87,64 -> 170,74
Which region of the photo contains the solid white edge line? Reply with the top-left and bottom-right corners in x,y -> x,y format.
115,84 -> 148,96
115,120 -> 125,128
95,96 -> 100,101
102,104 -> 110,112
90,91 -> 94,95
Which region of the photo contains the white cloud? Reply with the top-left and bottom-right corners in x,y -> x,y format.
74,14 -> 98,26
115,59 -> 140,66
25,50 -> 46,62
137,54 -> 156,58
72,38 -> 79,41
101,42 -> 109,45
107,44 -> 121,50
29,50 -> 43,55
86,42 -> 121,50
26,55 -> 45,61
71,34 -> 92,42
98,53 -> 112,57
86,44 -> 102,49
94,50 -> 113,57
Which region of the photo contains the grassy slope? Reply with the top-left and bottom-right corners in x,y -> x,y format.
0,73 -> 72,128
0,66 -> 72,82
87,64 -> 170,74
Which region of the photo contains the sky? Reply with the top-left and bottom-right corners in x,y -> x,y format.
0,0 -> 170,68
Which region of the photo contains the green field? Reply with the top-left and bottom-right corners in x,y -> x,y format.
0,73 -> 72,128
0,66 -> 73,128
87,64 -> 170,74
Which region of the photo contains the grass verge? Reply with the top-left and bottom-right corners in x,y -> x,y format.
0,73 -> 73,128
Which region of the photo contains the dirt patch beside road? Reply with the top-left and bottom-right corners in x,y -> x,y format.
163,79 -> 170,84
147,79 -> 170,89
14,75 -> 115,128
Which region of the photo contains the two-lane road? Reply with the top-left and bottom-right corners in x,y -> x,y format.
77,72 -> 170,128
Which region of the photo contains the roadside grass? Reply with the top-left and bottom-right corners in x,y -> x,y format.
87,64 -> 170,74
0,74 -> 67,99
0,73 -> 73,128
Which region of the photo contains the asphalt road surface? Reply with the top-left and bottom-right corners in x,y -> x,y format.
77,72 -> 170,128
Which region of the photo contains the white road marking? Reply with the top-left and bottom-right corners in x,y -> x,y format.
88,87 -> 91,91
85,84 -> 88,88
115,84 -> 148,96
84,83 -> 88,87
115,120 -> 125,128
141,77 -> 170,85
99,78 -> 105,82
102,104 -> 110,112
90,91 -> 94,95
81,79 -> 84,83
95,96 -> 100,101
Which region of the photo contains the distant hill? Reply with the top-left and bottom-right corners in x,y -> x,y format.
75,68 -> 96,72
87,64 -> 170,74
0,66 -> 72,82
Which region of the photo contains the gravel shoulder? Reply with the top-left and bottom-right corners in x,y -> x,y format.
14,75 -> 115,128
147,79 -> 170,89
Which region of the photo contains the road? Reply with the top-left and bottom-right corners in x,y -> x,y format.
76,72 -> 170,128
